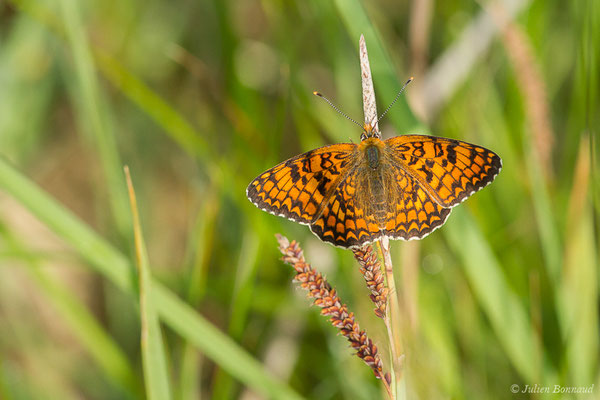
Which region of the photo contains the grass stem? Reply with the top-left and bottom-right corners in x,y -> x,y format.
376,237 -> 405,399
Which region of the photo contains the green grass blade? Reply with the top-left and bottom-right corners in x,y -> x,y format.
444,207 -> 540,383
176,345 -> 202,400
0,158 -> 305,400
524,148 -> 562,285
212,229 -> 261,399
560,201 -> 598,387
418,281 -> 463,398
0,225 -> 140,398
557,138 -> 598,386
56,0 -> 131,239
11,0 -> 212,173
333,0 -> 420,131
228,230 -> 261,339
94,52 -> 246,212
126,168 -> 172,400
95,52 -> 211,161
154,285 -> 304,400
28,267 -> 141,397
0,158 -> 133,290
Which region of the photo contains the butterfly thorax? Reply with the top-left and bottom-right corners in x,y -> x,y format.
359,137 -> 383,170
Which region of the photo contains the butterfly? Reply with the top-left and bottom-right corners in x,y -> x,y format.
246,120 -> 501,248
246,124 -> 502,248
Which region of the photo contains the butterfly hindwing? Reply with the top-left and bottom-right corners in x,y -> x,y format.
385,135 -> 502,207
310,172 -> 382,247
246,143 -> 356,224
382,166 -> 451,240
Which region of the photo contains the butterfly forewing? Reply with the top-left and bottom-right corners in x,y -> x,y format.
385,135 -> 502,208
246,143 -> 356,225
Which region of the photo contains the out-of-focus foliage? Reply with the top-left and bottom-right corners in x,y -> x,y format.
0,0 -> 597,399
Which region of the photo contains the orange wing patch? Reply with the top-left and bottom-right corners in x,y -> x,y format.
385,135 -> 502,207
310,172 -> 382,247
246,143 -> 356,224
383,166 -> 451,240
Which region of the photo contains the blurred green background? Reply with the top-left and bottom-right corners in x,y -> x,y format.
0,0 -> 598,399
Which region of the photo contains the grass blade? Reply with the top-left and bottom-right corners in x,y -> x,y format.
57,0 -> 131,238
558,136 -> 598,386
0,157 -> 305,400
125,167 -> 172,400
95,52 -> 210,161
28,267 -> 141,397
0,225 -> 141,398
154,285 -> 305,400
333,0 -> 420,131
444,207 -> 541,383
211,229 -> 260,399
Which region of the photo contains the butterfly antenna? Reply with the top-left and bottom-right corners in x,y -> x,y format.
313,91 -> 362,128
376,77 -> 414,124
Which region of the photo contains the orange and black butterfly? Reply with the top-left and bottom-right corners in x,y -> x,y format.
246,90 -> 501,248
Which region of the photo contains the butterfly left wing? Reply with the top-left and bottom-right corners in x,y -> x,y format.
385,135 -> 502,208
246,143 -> 356,224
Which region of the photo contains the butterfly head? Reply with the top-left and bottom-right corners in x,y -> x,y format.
361,122 -> 381,141
359,77 -> 414,142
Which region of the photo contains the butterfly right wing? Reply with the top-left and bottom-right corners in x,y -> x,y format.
385,135 -> 502,207
246,143 -> 357,224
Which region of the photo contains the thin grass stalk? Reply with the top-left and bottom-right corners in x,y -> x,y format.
377,238 -> 405,397
125,167 -> 172,400
359,35 -> 405,399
